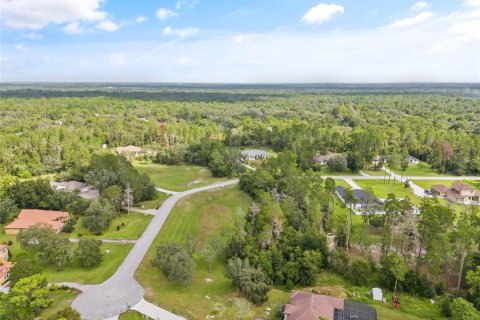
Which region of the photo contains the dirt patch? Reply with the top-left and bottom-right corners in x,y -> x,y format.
308,285 -> 347,298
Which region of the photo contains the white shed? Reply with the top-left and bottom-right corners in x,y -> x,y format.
372,288 -> 383,301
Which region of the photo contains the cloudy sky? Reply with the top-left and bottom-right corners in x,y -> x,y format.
1,0 -> 479,82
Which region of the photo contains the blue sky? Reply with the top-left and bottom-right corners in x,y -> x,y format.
1,0 -> 479,82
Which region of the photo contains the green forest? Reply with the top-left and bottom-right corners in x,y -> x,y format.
0,85 -> 479,319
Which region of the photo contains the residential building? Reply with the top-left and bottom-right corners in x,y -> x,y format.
0,245 -> 8,263
407,155 -> 420,165
241,149 -> 269,161
335,186 -> 383,211
114,145 -> 144,157
432,181 -> 479,205
0,262 -> 12,285
50,181 -> 99,200
4,209 -> 70,235
314,153 -> 343,166
283,290 -> 377,320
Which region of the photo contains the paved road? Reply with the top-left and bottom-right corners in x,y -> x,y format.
344,178 -> 361,189
321,175 -> 480,180
72,179 -> 239,320
155,187 -> 178,195
132,299 -> 184,320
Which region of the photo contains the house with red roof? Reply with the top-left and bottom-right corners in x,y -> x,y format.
4,209 -> 70,235
0,244 -> 11,285
284,290 -> 377,320
432,181 -> 479,205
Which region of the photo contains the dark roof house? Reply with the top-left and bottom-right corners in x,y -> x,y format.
336,186 -> 382,206
284,290 -> 377,320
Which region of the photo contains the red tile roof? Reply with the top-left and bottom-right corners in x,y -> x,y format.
0,262 -> 12,278
284,291 -> 344,320
452,181 -> 474,192
4,209 -> 69,231
432,185 -> 449,193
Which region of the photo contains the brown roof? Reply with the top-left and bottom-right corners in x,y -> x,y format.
284,291 -> 344,320
313,153 -> 343,163
115,145 -> 143,153
452,181 -> 474,192
4,209 -> 69,231
0,262 -> 12,278
432,185 -> 449,193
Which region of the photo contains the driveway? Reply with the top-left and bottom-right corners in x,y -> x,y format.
72,179 -> 239,319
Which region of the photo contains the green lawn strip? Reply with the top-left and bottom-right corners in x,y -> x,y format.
72,212 -> 152,239
135,186 -> 252,319
119,310 -> 150,320
333,179 -> 352,189
321,166 -> 361,176
137,192 -> 169,209
133,160 -> 228,192
43,242 -> 133,284
40,288 -> 80,319
362,170 -> 386,176
354,179 -> 417,199
390,162 -> 453,177
0,226 -> 21,257
464,180 -> 480,189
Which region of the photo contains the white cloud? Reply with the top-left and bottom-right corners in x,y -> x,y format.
175,56 -> 198,65
411,1 -> 430,12
135,16 -> 148,23
0,56 -> 8,66
96,20 -> 121,32
156,8 -> 178,20
109,53 -> 127,67
14,44 -> 29,51
0,0 -> 107,29
389,11 -> 434,28
79,59 -> 91,66
233,34 -> 252,44
464,0 -> 480,7
302,3 -> 344,25
175,0 -> 197,9
22,32 -> 43,40
63,21 -> 88,34
162,26 -> 198,37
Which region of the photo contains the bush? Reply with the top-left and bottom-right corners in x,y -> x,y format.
349,258 -> 375,286
327,155 -> 347,172
329,249 -> 350,275
369,215 -> 385,228
439,296 -> 453,317
435,281 -> 447,296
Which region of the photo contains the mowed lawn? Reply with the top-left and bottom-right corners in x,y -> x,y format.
392,162 -> 452,177
133,160 -> 228,191
43,242 -> 133,284
135,185 -> 252,319
321,166 -> 361,176
413,179 -> 480,190
137,191 -> 170,209
40,288 -> 80,319
354,179 -> 418,199
72,212 -> 152,239
119,311 -> 149,320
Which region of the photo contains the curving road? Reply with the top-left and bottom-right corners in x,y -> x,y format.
72,179 -> 239,320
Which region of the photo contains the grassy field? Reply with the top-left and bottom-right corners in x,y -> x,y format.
391,162 -> 452,177
412,179 -> 480,190
43,242 -> 133,284
354,179 -> 417,199
71,212 -> 152,239
321,166 -> 361,176
334,179 -> 352,189
133,160 -> 227,191
137,192 -> 170,209
40,288 -> 80,319
135,185 -> 252,319
119,310 -> 149,320
362,170 -> 386,176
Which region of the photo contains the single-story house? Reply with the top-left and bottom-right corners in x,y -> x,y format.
407,155 -> 420,165
373,154 -> 420,166
336,186 -> 383,211
50,181 -> 99,200
0,245 -> 8,263
284,290 -> 377,320
114,145 -> 144,157
432,181 -> 479,205
4,209 -> 70,235
0,262 -> 12,285
241,149 -> 269,161
314,153 -> 343,166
